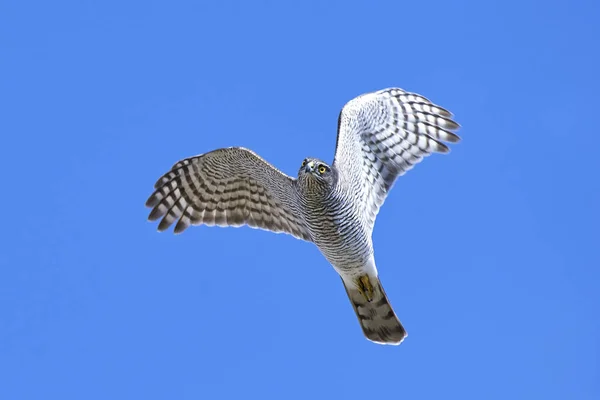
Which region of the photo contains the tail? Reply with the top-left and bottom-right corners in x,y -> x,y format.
342,276 -> 407,345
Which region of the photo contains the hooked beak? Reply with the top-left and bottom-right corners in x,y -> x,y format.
304,161 -> 314,173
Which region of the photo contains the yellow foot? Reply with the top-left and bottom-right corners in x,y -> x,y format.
356,275 -> 374,302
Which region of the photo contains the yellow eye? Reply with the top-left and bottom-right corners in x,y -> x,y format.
301,160 -> 306,167
318,166 -> 326,174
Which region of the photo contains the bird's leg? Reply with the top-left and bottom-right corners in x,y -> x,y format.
356,275 -> 374,302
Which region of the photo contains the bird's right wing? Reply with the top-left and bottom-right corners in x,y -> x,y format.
146,147 -> 312,241
332,88 -> 460,233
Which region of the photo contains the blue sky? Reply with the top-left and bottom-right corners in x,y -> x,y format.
1,0 -> 599,398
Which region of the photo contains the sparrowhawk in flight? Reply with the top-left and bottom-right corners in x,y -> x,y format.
146,88 -> 460,345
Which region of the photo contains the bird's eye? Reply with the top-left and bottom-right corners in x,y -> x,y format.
318,166 -> 326,174
301,160 -> 306,167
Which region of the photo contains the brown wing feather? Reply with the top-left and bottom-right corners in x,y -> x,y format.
146,147 -> 312,241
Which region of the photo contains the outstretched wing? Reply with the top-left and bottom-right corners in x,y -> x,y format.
146,147 -> 312,241
333,88 -> 460,232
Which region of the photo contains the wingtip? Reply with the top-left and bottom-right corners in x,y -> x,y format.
434,105 -> 453,118
147,206 -> 163,222
446,131 -> 462,143
145,196 -> 157,208
443,119 -> 461,131
157,218 -> 174,232
173,219 -> 190,234
436,141 -> 451,154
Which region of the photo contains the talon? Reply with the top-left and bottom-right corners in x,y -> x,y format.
356,275 -> 374,302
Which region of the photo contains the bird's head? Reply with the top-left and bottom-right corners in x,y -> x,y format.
297,157 -> 338,190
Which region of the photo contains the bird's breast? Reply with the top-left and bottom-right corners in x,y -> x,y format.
303,194 -> 372,268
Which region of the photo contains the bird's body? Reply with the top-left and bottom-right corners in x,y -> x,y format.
146,88 -> 460,345
297,159 -> 372,273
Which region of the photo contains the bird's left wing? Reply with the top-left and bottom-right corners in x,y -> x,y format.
146,147 -> 312,241
332,88 -> 460,232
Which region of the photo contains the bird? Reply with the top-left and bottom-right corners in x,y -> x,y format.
145,88 -> 460,345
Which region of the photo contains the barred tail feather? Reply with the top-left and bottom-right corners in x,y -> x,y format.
342,277 -> 407,345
